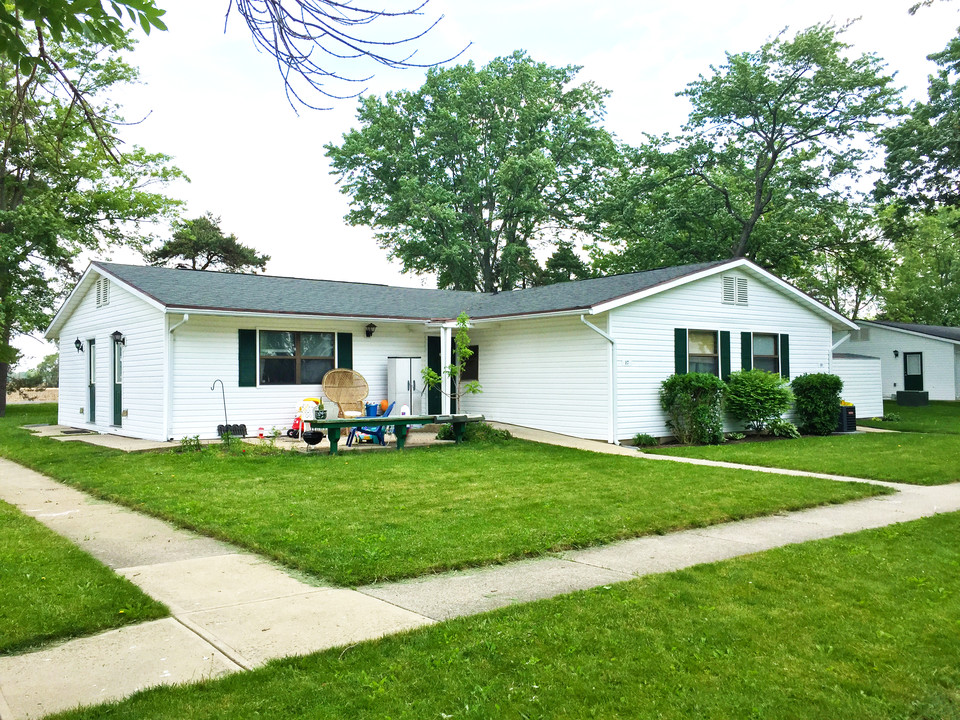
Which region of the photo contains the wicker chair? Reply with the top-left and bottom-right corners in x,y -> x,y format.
322,369 -> 369,418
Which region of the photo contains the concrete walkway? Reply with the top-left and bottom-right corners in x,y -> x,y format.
2,431 -> 960,718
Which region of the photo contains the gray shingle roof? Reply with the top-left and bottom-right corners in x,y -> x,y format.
865,320 -> 960,343
94,260 -> 731,321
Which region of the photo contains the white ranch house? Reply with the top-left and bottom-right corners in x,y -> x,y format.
842,321 -> 960,401
46,258 -> 873,443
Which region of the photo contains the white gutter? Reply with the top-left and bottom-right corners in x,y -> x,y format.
165,314 -> 190,441
580,315 -> 618,445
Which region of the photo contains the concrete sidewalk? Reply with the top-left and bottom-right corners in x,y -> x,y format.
2,436 -> 960,718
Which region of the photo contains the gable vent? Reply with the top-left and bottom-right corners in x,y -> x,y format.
722,275 -> 748,306
96,278 -> 110,308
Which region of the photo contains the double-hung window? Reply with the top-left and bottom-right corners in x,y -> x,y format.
688,330 -> 719,376
752,333 -> 780,373
259,331 -> 334,385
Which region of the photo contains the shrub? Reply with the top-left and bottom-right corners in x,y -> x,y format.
178,435 -> 203,453
659,373 -> 727,445
726,432 -> 746,441
882,412 -> 902,422
632,433 -> 659,447
767,417 -> 801,439
791,373 -> 843,435
436,422 -> 511,443
724,369 -> 794,432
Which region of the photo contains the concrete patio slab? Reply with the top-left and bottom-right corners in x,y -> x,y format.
183,590 -> 433,667
360,557 -> 631,621
0,619 -> 240,720
118,554 -> 331,613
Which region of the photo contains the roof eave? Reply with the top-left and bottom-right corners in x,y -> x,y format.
858,320 -> 960,346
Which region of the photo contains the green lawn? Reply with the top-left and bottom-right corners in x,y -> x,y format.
648,431 -> 960,485
0,499 -> 168,655
51,511 -> 960,720
859,399 -> 960,434
0,405 -> 887,586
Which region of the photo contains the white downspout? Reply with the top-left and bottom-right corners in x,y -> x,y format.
440,325 -> 452,415
581,315 -> 618,445
166,314 -> 189,440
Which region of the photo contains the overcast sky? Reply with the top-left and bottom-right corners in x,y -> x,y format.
14,0 -> 960,367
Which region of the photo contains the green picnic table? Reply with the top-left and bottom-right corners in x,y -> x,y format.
303,413 -> 485,455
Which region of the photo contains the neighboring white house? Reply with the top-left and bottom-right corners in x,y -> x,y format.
829,353 -> 884,418
45,258 -> 859,443
840,321 -> 960,401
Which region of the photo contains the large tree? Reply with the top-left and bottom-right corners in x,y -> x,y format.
880,208 -> 960,325
146,213 -> 269,272
0,30 -> 181,416
326,51 -> 615,292
593,24 -> 899,279
878,30 -> 960,210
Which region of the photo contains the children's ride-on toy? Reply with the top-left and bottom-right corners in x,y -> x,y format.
288,398 -> 327,445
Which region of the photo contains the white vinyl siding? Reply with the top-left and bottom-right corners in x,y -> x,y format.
831,356 -> 884,417
57,275 -> 166,439
460,315 -> 611,440
168,315 -> 427,439
612,269 -> 833,440
846,324 -> 958,401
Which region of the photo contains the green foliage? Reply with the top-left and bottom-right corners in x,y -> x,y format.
7,352 -> 59,393
145,213 -> 270,273
659,372 -> 727,445
791,373 -> 844,436
0,1 -> 166,76
724,369 -> 794,432
766,417 -> 801,439
591,23 -> 899,284
632,432 -> 659,447
435,422 -> 511,443
0,29 -> 182,416
879,208 -> 960,325
726,432 -> 746,441
326,51 -> 615,292
882,412 -> 903,422
421,313 -> 482,407
878,30 -> 960,210
178,435 -> 203,453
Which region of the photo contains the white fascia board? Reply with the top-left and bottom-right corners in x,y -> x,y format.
466,309 -> 589,324
590,258 -> 858,330
45,264 -> 99,339
166,307 -> 430,326
92,264 -> 169,313
858,320 -> 960,346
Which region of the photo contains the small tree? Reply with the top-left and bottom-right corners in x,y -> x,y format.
725,369 -> 794,432
145,214 -> 269,273
421,313 -> 482,410
659,373 -> 727,445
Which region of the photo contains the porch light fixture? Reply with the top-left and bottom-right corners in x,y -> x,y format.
74,338 -> 84,353
111,330 -> 125,345
893,350 -> 899,358
365,323 -> 377,338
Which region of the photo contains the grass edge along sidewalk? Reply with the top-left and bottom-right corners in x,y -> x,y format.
0,405 -> 888,586
47,511 -> 960,720
858,399 -> 960,435
0,500 -> 168,655
648,431 -> 960,486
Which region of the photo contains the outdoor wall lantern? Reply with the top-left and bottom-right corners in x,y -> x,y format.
893,350 -> 900,358
365,323 -> 377,338
111,330 -> 125,345
74,338 -> 84,353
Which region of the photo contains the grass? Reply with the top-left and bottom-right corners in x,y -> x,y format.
0,500 -> 168,655
50,511 -> 960,719
0,405 -> 887,586
859,400 -> 960,434
648,431 -> 960,485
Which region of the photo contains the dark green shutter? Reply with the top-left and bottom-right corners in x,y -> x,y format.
238,329 -> 256,387
740,332 -> 752,371
720,331 -> 731,381
779,333 -> 790,379
674,328 -> 687,375
337,332 -> 353,369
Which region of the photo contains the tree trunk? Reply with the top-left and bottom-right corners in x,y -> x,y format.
0,358 -> 7,418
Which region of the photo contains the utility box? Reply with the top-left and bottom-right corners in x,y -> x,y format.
387,357 -> 424,415
836,405 -> 857,433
